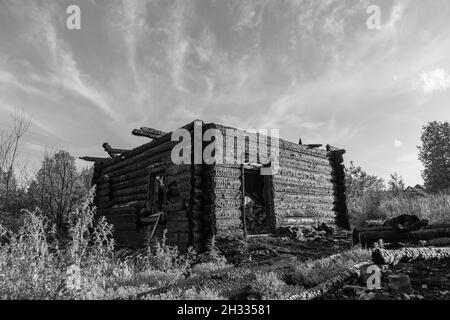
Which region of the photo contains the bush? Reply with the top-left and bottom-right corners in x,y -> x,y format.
348,191 -> 386,226
249,272 -> 289,300
144,230 -> 196,273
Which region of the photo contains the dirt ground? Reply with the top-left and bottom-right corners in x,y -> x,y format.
231,231 -> 354,267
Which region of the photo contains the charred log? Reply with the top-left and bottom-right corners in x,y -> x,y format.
372,247 -> 450,266
132,127 -> 167,140
353,225 -> 450,246
80,156 -> 112,163
102,143 -> 130,158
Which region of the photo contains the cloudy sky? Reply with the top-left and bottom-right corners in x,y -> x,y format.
1,0 -> 450,186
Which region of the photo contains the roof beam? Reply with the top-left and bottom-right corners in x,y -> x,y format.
304,144 -> 323,149
80,156 -> 111,162
102,143 -> 129,158
132,127 -> 168,140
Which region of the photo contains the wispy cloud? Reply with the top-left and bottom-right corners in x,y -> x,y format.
1,0 -> 450,186
394,139 -> 403,148
415,68 -> 450,94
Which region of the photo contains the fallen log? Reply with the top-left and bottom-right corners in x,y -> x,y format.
372,247 -> 450,266
287,261 -> 370,300
353,225 -> 450,246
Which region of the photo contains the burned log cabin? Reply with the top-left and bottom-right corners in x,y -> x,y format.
82,120 -> 350,251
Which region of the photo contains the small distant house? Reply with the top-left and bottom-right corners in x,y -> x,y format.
82,120 -> 350,250
404,185 -> 428,198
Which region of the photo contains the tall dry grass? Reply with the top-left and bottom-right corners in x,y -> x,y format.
380,193 -> 450,224
0,191 -> 226,300
348,191 -> 450,226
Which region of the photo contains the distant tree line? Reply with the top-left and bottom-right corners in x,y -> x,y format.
0,111 -> 93,233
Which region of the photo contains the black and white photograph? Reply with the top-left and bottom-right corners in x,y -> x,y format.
0,0 -> 450,309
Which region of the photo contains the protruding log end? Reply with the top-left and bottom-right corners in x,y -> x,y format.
132,127 -> 168,140
80,156 -> 111,162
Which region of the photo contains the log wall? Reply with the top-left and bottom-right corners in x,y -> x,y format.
89,120 -> 350,250
205,123 -> 350,234
91,122 -> 196,249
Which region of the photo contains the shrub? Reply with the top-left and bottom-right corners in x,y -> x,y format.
348,191 -> 386,226
249,272 -> 289,300
144,230 -> 196,273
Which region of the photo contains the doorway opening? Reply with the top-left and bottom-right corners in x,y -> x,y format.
243,164 -> 273,235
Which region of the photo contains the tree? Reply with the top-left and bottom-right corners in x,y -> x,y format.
28,150 -> 88,232
387,172 -> 405,196
345,162 -> 385,223
418,121 -> 450,193
345,161 -> 385,198
0,110 -> 31,209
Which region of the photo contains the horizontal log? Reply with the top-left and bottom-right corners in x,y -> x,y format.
278,217 -> 335,226
101,122 -> 194,173
276,209 -> 336,219
99,207 -> 137,216
102,141 -> 175,174
304,144 -> 323,149
212,124 -> 330,159
99,176 -> 148,191
274,193 -> 335,204
215,209 -> 242,219
353,225 -> 450,246
273,175 -> 332,186
132,128 -> 167,140
102,143 -> 130,158
141,127 -> 168,138
372,247 -> 450,266
273,184 -> 334,195
106,154 -> 172,178
80,156 -> 112,163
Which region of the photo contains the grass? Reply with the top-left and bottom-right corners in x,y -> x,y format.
349,192 -> 450,226
0,192 -> 227,300
380,193 -> 450,224
6,188 -> 446,300
247,248 -> 371,299
287,248 -> 371,288
249,272 -> 291,300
